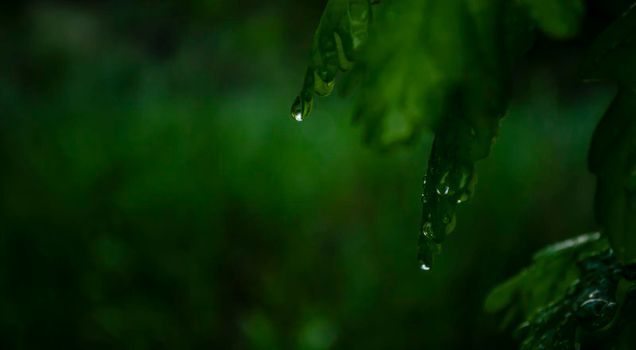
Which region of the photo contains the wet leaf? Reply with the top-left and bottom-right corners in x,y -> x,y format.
485,233 -> 610,317
485,234 -> 623,350
291,0 -> 610,269
291,0 -> 374,121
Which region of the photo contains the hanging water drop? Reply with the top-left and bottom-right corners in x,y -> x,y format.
420,263 -> 430,271
421,221 -> 433,238
291,96 -> 304,121
418,231 -> 441,271
456,190 -> 471,204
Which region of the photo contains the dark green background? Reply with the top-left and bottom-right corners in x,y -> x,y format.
0,1 -> 615,348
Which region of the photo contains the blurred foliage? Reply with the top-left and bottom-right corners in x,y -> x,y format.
0,0 -> 634,349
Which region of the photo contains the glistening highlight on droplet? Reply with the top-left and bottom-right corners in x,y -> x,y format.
291,96 -> 305,122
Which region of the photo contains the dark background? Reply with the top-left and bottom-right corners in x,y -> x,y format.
0,1 -> 615,348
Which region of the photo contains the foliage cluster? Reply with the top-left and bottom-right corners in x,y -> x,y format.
294,0 -> 636,348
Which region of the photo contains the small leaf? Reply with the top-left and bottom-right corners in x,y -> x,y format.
291,0 -> 374,121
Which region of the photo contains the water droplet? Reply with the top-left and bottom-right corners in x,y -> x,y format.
436,172 -> 450,195
577,298 -> 617,329
421,221 -> 433,238
290,95 -> 313,122
417,238 -> 439,272
436,185 -> 450,196
291,96 -> 304,121
456,192 -> 470,204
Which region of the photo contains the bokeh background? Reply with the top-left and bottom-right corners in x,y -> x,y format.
0,1 -> 616,349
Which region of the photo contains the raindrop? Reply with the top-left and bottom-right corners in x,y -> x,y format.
436,172 -> 450,195
577,298 -> 617,329
421,221 -> 433,238
456,191 -> 470,204
418,244 -> 439,272
291,96 -> 303,122
436,185 -> 450,196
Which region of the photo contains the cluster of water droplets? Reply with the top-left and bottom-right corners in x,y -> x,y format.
416,76 -> 508,271
418,144 -> 477,271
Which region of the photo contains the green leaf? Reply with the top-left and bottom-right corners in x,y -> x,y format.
519,251 -> 621,350
415,0 -> 535,267
292,0 -> 605,268
291,0 -> 373,121
485,234 -> 620,350
352,0 -> 533,147
485,233 -> 610,317
417,74 -> 508,267
293,0 -> 539,267
347,0 -> 536,267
